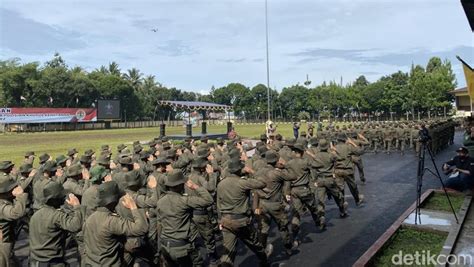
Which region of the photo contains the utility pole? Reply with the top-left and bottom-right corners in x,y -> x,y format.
265,0 -> 271,121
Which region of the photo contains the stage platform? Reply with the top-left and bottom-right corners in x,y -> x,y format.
166,133 -> 228,140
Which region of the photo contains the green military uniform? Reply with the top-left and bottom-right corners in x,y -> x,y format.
217,159 -> 269,267
187,158 -> 219,265
352,135 -> 369,183
254,151 -> 296,254
84,181 -> 148,266
0,161 -> 28,267
157,170 -> 213,266
287,143 -> 320,243
310,140 -> 347,224
29,181 -> 85,265
334,134 -> 364,206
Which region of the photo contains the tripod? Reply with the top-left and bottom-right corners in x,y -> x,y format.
415,141 -> 459,225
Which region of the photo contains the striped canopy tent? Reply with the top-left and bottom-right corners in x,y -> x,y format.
158,100 -> 232,111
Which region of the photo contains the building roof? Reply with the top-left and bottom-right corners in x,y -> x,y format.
450,87 -> 468,94
462,0 -> 474,31
158,100 -> 232,111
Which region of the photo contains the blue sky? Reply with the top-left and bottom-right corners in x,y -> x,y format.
0,0 -> 472,94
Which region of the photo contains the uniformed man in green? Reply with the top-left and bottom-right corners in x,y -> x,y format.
287,142 -> 320,245
83,181 -> 148,266
32,161 -> 58,211
63,164 -> 90,199
334,133 -> 364,206
157,170 -> 213,266
0,161 -> 28,267
29,181 -> 84,266
307,139 -> 348,226
254,150 -> 296,256
217,159 -> 269,267
187,157 -> 219,266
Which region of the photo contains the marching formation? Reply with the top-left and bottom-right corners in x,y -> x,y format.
0,120 -> 456,267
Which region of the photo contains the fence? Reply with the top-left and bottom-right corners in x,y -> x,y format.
0,114 -> 447,133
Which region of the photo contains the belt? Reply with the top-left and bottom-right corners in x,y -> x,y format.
30,258 -> 65,267
161,238 -> 189,247
193,209 -> 208,215
221,213 -> 248,219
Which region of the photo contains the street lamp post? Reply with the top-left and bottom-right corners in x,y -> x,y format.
265,0 -> 271,121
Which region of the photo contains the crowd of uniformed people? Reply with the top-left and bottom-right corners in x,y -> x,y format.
0,119 -> 456,267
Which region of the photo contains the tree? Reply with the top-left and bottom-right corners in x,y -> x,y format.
108,62 -> 121,76
123,68 -> 143,90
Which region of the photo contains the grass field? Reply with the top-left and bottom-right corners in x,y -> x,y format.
421,192 -> 465,213
372,227 -> 447,266
0,123 -> 302,167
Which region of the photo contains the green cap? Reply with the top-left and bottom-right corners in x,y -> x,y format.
292,143 -> 306,152
265,151 -> 279,164
309,137 -> 319,146
117,144 -> 127,152
197,148 -> 210,158
66,164 -> 83,177
192,157 -> 208,168
336,133 -> 347,142
165,170 -> 186,187
24,151 -> 35,157
0,161 -> 14,171
67,148 -> 78,157
80,155 -> 91,164
227,159 -> 244,174
151,157 -> 170,166
101,145 -> 110,151
39,153 -> 50,164
256,146 -> 269,157
97,181 -> 122,207
119,156 -> 133,166
56,155 -> 68,165
0,174 -> 17,193
43,181 -> 66,203
84,149 -> 95,157
96,156 -> 110,166
133,145 -> 143,154
90,165 -> 108,183
42,161 -> 57,173
19,164 -> 33,174
319,139 -> 329,151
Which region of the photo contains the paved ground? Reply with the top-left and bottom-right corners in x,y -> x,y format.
235,134 -> 461,267
13,133 -> 462,267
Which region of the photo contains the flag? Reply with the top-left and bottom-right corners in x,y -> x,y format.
20,96 -> 27,101
48,97 -> 54,104
76,97 -> 79,104
457,56 -> 474,99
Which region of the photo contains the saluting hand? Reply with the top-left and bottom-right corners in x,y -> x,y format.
206,164 -> 214,174
133,163 -> 141,170
186,180 -> 199,190
12,186 -> 24,197
147,175 -> 157,189
122,194 -> 137,210
82,168 -> 90,180
29,169 -> 37,178
66,193 -> 80,207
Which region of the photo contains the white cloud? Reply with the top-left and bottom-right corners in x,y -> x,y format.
0,0 -> 471,91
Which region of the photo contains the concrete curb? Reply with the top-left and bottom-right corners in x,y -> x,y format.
436,195 -> 472,267
353,190 -> 472,267
353,189 -> 435,267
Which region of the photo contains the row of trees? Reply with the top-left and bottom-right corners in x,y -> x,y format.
0,53 -> 457,121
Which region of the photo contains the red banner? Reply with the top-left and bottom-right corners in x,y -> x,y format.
0,108 -> 97,123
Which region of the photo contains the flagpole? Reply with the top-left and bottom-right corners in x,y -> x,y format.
265,0 -> 271,122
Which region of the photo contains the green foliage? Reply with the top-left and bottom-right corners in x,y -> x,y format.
297,111 -> 310,121
372,227 -> 447,267
0,53 -> 458,121
422,192 -> 464,212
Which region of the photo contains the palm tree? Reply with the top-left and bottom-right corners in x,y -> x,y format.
108,62 -> 121,76
123,68 -> 143,90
